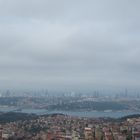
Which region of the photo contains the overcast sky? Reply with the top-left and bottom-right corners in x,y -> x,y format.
0,0 -> 140,92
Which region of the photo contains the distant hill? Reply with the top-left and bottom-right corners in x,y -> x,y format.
120,114 -> 140,121
48,101 -> 128,111
0,112 -> 37,123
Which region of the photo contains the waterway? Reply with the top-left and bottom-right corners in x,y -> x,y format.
0,107 -> 139,118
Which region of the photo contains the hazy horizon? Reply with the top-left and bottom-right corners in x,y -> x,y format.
0,0 -> 140,92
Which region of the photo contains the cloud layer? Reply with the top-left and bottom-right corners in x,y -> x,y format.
0,0 -> 140,91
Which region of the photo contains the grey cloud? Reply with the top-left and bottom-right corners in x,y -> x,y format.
0,0 -> 140,91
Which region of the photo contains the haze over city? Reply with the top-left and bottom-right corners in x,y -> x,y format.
1,1 -> 140,140
0,0 -> 140,92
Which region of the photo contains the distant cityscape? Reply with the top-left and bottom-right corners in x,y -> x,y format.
1,89 -> 140,99
0,89 -> 140,113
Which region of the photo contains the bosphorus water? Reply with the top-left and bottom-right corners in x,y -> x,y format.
0,107 -> 139,118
